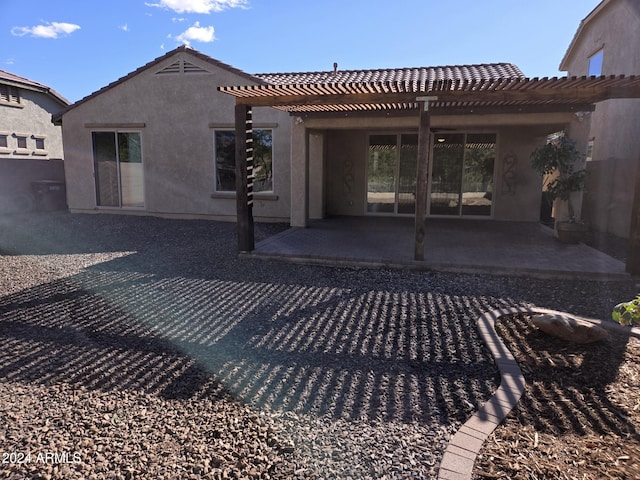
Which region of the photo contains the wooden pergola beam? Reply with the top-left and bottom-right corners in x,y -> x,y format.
233,90 -> 619,108
235,104 -> 254,253
414,97 -> 437,261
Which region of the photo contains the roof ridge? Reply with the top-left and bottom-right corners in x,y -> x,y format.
255,62 -> 524,77
53,46 -> 265,123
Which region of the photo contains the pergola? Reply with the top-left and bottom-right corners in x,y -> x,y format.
219,74 -> 640,273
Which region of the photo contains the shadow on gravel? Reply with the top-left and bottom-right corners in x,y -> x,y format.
497,314 -> 638,441
1,212 -> 637,431
0,266 -> 501,426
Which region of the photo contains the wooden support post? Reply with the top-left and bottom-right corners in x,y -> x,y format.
414,97 -> 436,261
235,104 -> 254,253
626,157 -> 640,274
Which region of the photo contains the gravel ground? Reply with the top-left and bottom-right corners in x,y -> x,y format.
0,212 -> 638,480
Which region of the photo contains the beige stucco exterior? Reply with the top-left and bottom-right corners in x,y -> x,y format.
0,88 -> 66,161
561,0 -> 640,238
59,49 -> 292,221
58,47 -> 585,229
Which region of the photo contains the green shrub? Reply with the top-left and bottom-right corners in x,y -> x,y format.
612,295 -> 640,326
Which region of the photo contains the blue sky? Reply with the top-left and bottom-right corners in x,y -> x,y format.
2,0 -> 602,103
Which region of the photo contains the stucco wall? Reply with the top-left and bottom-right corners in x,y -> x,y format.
325,130 -> 367,216
61,51 -> 291,221
0,87 -> 67,212
321,122 -> 560,222
562,0 -> 640,237
0,89 -> 66,160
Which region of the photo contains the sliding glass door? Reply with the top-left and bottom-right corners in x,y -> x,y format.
429,133 -> 495,217
367,133 -> 418,215
93,131 -> 144,208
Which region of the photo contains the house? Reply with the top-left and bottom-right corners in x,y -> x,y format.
53,46 -> 292,221
560,0 -> 640,241
55,46 -> 578,226
0,70 -> 69,212
55,45 -> 640,267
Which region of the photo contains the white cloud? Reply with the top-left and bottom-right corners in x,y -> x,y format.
174,21 -> 215,45
120,24 -> 130,32
146,0 -> 247,14
11,22 -> 81,39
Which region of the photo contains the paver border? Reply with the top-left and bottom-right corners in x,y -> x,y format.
436,307 -> 640,480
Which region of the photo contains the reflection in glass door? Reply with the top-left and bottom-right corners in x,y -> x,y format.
93,131 -> 144,208
429,133 -> 496,216
367,134 -> 418,214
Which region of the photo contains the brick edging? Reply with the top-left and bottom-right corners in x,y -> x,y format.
436,307 -> 640,480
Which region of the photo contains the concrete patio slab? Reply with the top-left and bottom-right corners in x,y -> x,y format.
250,217 -> 629,280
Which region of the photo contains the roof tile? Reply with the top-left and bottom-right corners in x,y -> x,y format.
255,63 -> 525,87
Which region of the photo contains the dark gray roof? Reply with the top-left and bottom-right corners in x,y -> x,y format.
0,69 -> 69,106
255,63 -> 525,86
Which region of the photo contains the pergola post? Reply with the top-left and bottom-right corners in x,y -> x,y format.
235,104 -> 254,252
626,156 -> 640,274
414,97 -> 437,261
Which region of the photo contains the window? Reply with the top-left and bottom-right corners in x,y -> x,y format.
14,134 -> 29,154
92,131 -> 144,208
214,129 -> 273,192
0,84 -> 20,105
32,135 -> 47,155
588,49 -> 603,76
367,133 -> 418,214
429,133 -> 496,217
0,134 -> 7,148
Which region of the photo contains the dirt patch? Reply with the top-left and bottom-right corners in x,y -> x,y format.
474,314 -> 640,480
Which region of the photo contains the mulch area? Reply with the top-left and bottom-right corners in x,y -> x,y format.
474,314 -> 640,480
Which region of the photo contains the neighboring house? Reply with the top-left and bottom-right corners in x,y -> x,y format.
560,0 -> 640,239
54,46 -> 292,221
0,70 -> 69,212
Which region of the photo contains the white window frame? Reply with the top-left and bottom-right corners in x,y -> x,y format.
0,131 -> 9,154
13,132 -> 30,155
588,49 -> 604,76
32,134 -> 48,156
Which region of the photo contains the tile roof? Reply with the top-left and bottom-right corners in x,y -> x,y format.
255,63 -> 525,87
0,69 -> 69,106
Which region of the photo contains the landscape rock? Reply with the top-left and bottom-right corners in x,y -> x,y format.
532,313 -> 609,344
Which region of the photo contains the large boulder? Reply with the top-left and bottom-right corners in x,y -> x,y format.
532,313 -> 609,344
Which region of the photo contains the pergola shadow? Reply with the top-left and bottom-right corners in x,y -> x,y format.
1,264 -> 504,426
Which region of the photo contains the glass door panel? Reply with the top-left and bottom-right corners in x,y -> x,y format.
367,135 -> 397,213
430,133 -> 465,215
398,134 -> 418,214
93,132 -> 119,207
461,134 -> 495,216
118,132 -> 144,207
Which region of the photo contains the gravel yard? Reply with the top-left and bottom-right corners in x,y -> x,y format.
0,212 -> 637,479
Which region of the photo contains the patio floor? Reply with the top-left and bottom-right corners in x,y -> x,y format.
250,216 -> 629,280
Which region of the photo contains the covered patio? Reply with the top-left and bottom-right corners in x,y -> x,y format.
219,72 -> 640,274
249,216 -> 628,280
